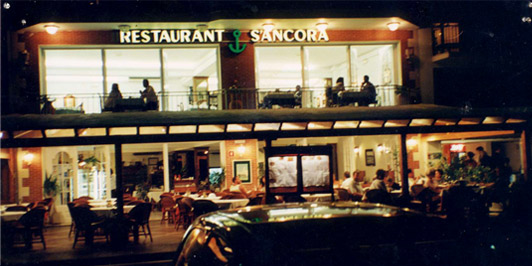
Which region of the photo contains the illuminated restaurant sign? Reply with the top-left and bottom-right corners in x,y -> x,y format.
120,29 -> 225,44
119,28 -> 329,44
249,29 -> 329,42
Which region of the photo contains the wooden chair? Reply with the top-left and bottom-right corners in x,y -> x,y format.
175,197 -> 194,230
126,203 -> 153,243
160,196 -> 177,224
191,200 -> 219,220
365,189 -> 393,205
71,206 -> 108,248
126,200 -> 146,206
13,207 -> 47,249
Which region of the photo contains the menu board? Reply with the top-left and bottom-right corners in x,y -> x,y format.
268,156 -> 297,188
302,155 -> 330,188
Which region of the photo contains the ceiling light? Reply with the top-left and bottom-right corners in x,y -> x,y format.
44,25 -> 59,35
3,2 -> 10,9
196,24 -> 208,32
262,22 -> 275,32
387,22 -> 400,31
316,22 -> 328,31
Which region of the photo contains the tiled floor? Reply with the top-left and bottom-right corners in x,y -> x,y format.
1,211 -> 185,265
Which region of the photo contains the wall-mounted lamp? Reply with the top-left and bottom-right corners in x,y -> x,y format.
44,25 -> 59,35
353,146 -> 360,155
377,144 -> 385,153
262,22 -> 275,32
406,138 -> 418,148
23,152 -> 34,165
196,24 -> 208,32
316,22 -> 328,32
118,24 -> 131,32
387,22 -> 400,31
237,145 -> 246,155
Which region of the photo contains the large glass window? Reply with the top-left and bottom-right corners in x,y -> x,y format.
162,48 -> 219,111
44,49 -> 103,113
42,47 -> 220,113
105,49 -> 161,99
255,43 -> 399,107
304,46 -> 348,108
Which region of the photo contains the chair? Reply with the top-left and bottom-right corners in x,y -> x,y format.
410,184 -> 425,198
335,188 -> 351,201
192,200 -> 219,219
246,196 -> 264,206
76,196 -> 93,201
126,203 -> 153,243
13,207 -> 46,249
5,205 -> 28,212
71,206 -> 108,248
67,202 -> 76,238
365,189 -> 393,205
160,196 -> 177,224
221,192 -> 247,199
175,197 -> 194,230
283,195 -> 307,203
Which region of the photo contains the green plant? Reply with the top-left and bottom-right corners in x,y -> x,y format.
437,156 -> 494,183
83,155 -> 100,166
43,172 -> 60,197
209,168 -> 225,191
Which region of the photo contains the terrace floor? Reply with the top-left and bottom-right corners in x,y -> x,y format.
1,211 -> 183,266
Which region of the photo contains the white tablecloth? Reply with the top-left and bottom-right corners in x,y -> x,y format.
147,192 -> 164,201
301,193 -> 333,202
1,211 -> 27,222
212,199 -> 249,210
91,205 -> 134,217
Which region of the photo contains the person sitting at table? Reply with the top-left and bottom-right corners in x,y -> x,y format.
140,79 -> 159,111
434,169 -> 444,185
294,85 -> 302,107
385,175 -> 401,192
341,171 -> 364,201
418,169 -> 442,212
369,169 -> 388,192
331,77 -> 345,106
230,176 -> 249,198
104,83 -> 123,111
359,75 -> 377,106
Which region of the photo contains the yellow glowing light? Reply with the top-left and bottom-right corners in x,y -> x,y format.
44,25 -> 59,35
387,22 -> 400,31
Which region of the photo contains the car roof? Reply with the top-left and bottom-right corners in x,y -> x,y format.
201,202 -> 425,226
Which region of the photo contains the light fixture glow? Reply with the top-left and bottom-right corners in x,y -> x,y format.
377,144 -> 385,153
353,146 -> 360,155
262,22 -> 275,32
237,145 -> 246,155
316,22 -> 328,31
118,24 -> 131,32
387,22 -> 400,31
406,138 -> 418,148
44,25 -> 59,35
196,24 -> 208,32
23,152 -> 34,165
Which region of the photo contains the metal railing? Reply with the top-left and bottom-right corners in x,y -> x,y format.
40,85 -> 406,114
432,23 -> 461,56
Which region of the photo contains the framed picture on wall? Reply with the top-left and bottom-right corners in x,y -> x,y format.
365,149 -> 376,166
233,160 -> 251,183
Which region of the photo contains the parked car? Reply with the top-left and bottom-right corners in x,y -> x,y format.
173,202 -> 489,266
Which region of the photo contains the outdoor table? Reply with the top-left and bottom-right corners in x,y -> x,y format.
301,193 -> 333,202
211,199 -> 249,210
90,205 -> 134,218
1,211 -> 27,222
263,93 -> 297,108
114,98 -> 145,112
147,191 -> 164,201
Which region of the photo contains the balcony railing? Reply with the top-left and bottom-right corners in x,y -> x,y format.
40,85 -> 407,114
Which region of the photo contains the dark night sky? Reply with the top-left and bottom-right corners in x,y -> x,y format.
2,1 -> 532,107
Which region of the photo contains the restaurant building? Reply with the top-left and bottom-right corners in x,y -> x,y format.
2,16 -> 531,225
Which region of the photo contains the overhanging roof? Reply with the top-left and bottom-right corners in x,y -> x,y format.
1,104 -> 530,148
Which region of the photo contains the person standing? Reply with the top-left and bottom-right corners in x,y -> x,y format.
360,75 -> 377,106
476,146 -> 493,168
140,79 -> 159,111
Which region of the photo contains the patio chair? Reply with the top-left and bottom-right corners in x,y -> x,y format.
71,206 -> 108,248
13,207 -> 46,249
160,196 -> 177,224
192,199 -> 219,219
365,189 -> 393,205
175,197 -> 194,230
126,203 -> 153,242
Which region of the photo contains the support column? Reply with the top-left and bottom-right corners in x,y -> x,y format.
104,145 -> 112,199
114,143 -> 123,218
163,143 -> 170,192
522,126 -> 532,181
400,133 -> 410,198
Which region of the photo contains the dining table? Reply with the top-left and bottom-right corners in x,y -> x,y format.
1,211 -> 27,222
188,194 -> 249,210
301,193 -> 333,202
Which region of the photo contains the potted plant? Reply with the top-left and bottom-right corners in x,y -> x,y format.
43,172 -> 60,198
209,168 -> 225,192
394,86 -> 411,105
437,156 -> 494,184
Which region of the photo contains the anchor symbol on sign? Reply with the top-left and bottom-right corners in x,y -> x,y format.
228,30 -> 246,54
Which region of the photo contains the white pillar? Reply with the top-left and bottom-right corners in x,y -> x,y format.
104,145 -> 112,199
163,143 -> 170,192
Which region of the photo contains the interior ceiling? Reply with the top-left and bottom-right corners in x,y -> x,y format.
122,140 -> 222,153
19,18 -> 418,34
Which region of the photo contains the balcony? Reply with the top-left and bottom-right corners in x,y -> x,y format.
38,85 -> 416,115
